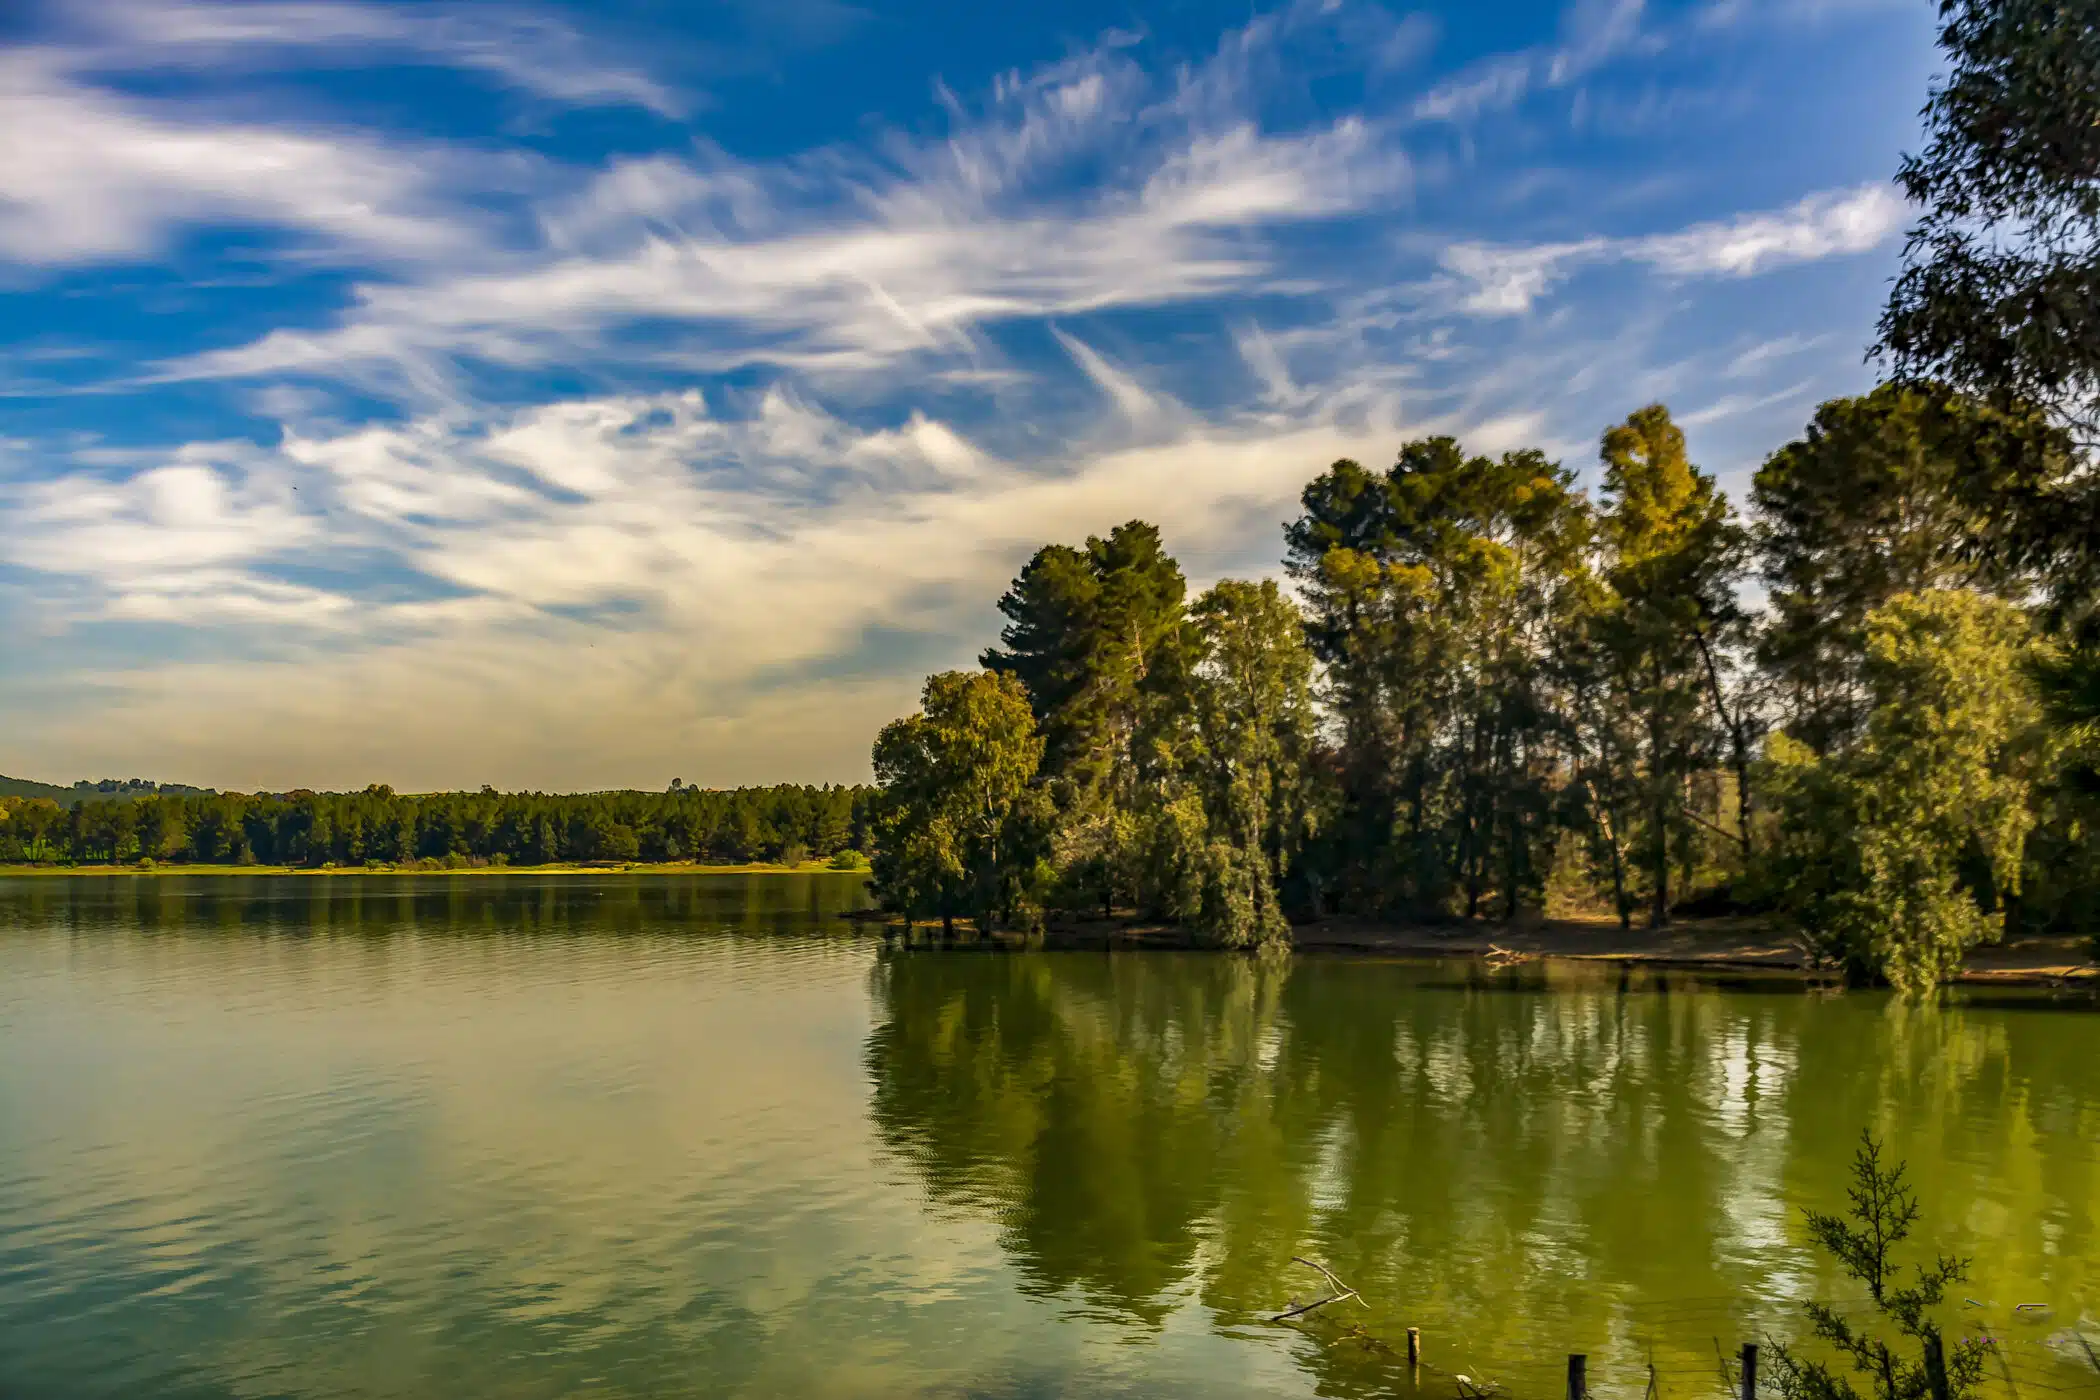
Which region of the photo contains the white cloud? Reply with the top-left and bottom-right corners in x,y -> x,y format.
1413,0 -> 1647,122
49,0 -> 682,115
1722,332 -> 1833,378
1636,185 -> 1906,275
0,0 -> 689,272
1439,183 -> 1907,315
0,372 -> 1408,789
1441,239 -> 1602,314
1677,379 -> 1815,427
160,32 -> 1404,390
0,49 -> 488,266
5,445 -> 315,579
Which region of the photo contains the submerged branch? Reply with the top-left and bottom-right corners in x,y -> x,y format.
1271,1257 -> 1367,1322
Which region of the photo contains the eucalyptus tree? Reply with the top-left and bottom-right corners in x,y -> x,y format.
1878,0 -> 2100,799
1879,0 -> 2100,445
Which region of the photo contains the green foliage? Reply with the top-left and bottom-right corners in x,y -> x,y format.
0,784 -> 871,869
1767,1133 -> 1986,1400
1878,0 -> 2100,444
1754,383 -> 2075,756
1284,435 -> 1598,921
1759,591 -> 2045,992
1876,0 -> 2100,759
1591,404 -> 1753,927
1180,579 -> 1321,948
982,521 -> 1196,917
869,670 -> 1048,933
0,775 -> 209,808
983,521 -> 1192,801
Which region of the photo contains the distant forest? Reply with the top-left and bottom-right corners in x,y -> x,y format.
0,784 -> 873,869
0,775 -> 210,806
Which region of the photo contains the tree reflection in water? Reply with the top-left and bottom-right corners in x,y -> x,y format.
866,951 -> 2100,1400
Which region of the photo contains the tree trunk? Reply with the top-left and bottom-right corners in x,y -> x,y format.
1651,795 -> 1670,929
1694,629 -> 1755,861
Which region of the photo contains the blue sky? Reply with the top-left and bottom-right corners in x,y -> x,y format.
0,0 -> 1938,791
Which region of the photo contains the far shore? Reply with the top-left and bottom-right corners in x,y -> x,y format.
5,866 -> 2091,987
0,860 -> 870,878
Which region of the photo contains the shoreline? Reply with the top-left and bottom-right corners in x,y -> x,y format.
6,867 -> 2090,987
0,861 -> 870,879
869,912 -> 2100,989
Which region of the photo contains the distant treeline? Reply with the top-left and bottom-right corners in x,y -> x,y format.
0,784 -> 873,869
0,774 -> 210,807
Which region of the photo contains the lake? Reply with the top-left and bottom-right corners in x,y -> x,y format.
2,873 -> 2096,1400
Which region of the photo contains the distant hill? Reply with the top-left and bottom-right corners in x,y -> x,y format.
0,775 -> 73,804
0,776 -> 210,808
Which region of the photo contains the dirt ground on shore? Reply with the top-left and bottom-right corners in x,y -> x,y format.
1292,915 -> 2097,985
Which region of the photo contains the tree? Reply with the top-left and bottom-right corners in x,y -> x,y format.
1878,0 -> 2100,763
1760,590 -> 2044,992
1286,458 -> 1406,913
1592,405 -> 1751,925
983,521 -> 1195,915
983,521 -> 1191,799
1179,579 -> 1321,948
1767,1132 -> 1986,1400
1755,384 -> 2077,754
869,670 -> 1047,936
1878,0 -> 2100,445
1284,439 -> 1592,919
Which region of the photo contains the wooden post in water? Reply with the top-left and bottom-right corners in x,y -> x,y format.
1407,1328 -> 1421,1369
1569,1354 -> 1588,1400
1741,1343 -> 1759,1400
1924,1334 -> 1950,1400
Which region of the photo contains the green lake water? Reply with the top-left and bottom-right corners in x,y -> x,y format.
2,873 -> 2097,1400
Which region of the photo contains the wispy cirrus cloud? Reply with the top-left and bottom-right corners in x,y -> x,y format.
0,0 -> 1932,788
164,39 -> 1404,393
0,0 -> 685,272
0,49 -> 491,267
1412,0 -> 1649,121
38,0 -> 683,115
1438,183 -> 1907,315
0,358 -> 1407,786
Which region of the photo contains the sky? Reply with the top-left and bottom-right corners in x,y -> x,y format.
0,0 -> 1942,793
